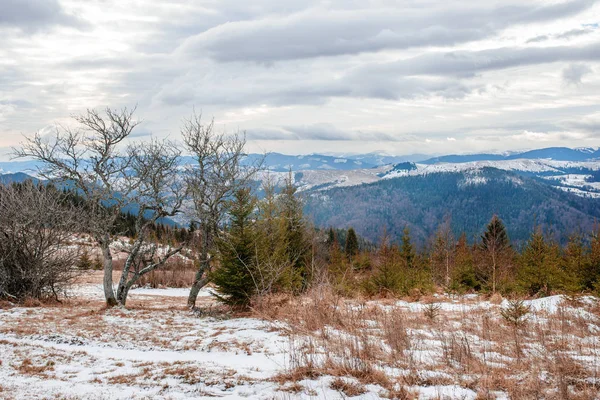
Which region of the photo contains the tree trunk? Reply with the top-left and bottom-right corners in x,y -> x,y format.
188,229 -> 212,308
116,279 -> 134,307
101,240 -> 117,307
188,262 -> 209,308
445,251 -> 450,287
492,252 -> 497,294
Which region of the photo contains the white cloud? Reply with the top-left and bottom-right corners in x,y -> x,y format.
1,0 -> 600,160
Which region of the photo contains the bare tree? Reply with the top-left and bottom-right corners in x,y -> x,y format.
15,107 -> 185,307
182,113 -> 262,308
0,181 -> 85,300
113,139 -> 186,305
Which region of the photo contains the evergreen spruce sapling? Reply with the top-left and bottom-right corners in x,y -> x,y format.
563,232 -> 589,292
211,188 -> 257,308
278,172 -> 310,292
370,234 -> 403,295
345,227 -> 359,261
517,229 -> 569,296
400,227 -> 415,269
587,229 -> 600,294
451,233 -> 479,292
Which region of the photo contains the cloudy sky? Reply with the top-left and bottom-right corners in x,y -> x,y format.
1,0 -> 600,159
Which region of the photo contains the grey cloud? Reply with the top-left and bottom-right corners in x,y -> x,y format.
0,0 -> 86,31
361,42 -> 600,78
526,35 -> 549,43
526,27 -> 594,43
249,124 -> 408,142
246,128 -> 297,140
556,28 -> 593,40
177,0 -> 596,62
562,113 -> 600,134
155,69 -> 477,108
0,99 -> 34,108
283,124 -> 352,141
127,130 -> 152,139
562,63 -> 593,84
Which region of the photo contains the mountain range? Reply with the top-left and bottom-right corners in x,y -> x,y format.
3,146 -> 600,245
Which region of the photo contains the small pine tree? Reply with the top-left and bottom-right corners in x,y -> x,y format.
327,227 -> 336,247
328,232 -> 353,295
586,229 -> 600,294
451,233 -> 479,292
517,229 -> 569,296
400,226 -> 415,269
344,227 -> 359,260
370,234 -> 403,295
253,177 -> 289,295
278,172 -> 310,292
77,249 -> 93,270
563,232 -> 590,291
211,188 -> 257,307
480,215 -> 510,293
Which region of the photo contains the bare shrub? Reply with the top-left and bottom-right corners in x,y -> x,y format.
0,182 -> 84,301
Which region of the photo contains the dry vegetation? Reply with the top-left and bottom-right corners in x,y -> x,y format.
134,258 -> 197,289
1,273 -> 599,399
256,286 -> 600,399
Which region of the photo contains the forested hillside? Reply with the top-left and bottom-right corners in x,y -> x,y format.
305,168 -> 600,247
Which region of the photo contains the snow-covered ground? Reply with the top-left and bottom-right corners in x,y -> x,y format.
1,284 -> 599,399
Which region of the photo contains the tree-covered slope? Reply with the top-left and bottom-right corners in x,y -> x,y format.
305,168 -> 600,247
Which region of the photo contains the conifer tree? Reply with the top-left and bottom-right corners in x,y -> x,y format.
254,177 -> 289,295
587,228 -> 600,294
563,232 -> 589,291
278,172 -> 310,291
328,230 -> 352,294
327,227 -> 336,247
370,233 -> 403,295
517,229 -> 567,296
480,215 -> 510,293
345,227 -> 359,260
452,233 -> 478,291
400,226 -> 415,269
211,188 -> 257,307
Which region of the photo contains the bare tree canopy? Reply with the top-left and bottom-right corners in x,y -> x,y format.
115,139 -> 186,306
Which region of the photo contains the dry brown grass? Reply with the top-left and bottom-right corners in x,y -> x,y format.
135,258 -> 196,289
329,377 -> 367,396
257,288 -> 600,398
17,358 -> 55,376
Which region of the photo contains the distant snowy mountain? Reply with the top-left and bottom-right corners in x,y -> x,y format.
422,147 -> 600,164
0,160 -> 43,175
343,152 -> 430,166
182,153 -> 377,172
0,172 -> 40,185
281,158 -> 600,199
